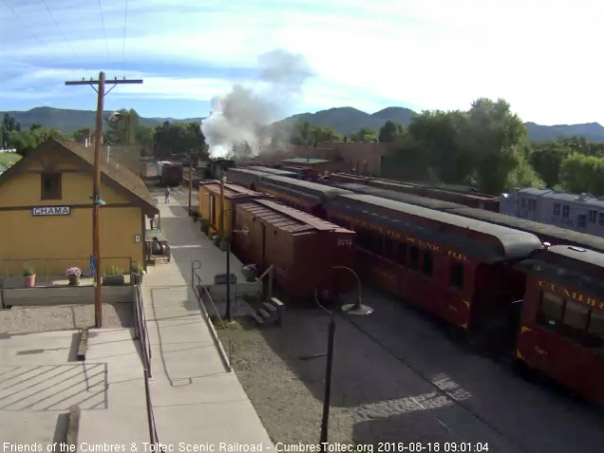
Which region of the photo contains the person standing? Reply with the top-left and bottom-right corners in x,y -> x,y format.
164,187 -> 171,204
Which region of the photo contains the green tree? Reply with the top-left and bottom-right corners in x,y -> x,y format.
7,127 -> 64,156
313,125 -> 341,144
529,143 -> 571,188
2,114 -> 21,147
378,120 -> 403,143
349,128 -> 378,143
73,128 -> 92,144
559,154 -> 604,195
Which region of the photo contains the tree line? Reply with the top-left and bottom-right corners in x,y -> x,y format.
285,98 -> 604,196
1,109 -> 208,161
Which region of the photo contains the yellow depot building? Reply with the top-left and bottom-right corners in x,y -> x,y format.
0,138 -> 158,278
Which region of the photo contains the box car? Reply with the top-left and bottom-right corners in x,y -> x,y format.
224,168 -> 267,191
161,164 -> 183,186
232,198 -> 355,299
198,182 -> 266,239
515,245 -> 604,405
324,194 -> 542,333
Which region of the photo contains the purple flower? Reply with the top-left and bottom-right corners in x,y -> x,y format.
66,267 -> 82,277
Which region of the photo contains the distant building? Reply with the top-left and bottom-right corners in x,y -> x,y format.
500,188 -> 604,238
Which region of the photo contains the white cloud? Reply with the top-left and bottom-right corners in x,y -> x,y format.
1,0 -> 603,124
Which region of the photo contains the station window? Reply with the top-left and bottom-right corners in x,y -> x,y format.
578,215 -> 587,228
553,203 -> 560,216
422,250 -> 433,276
563,205 -> 570,219
588,210 -> 597,223
41,173 -> 62,200
409,245 -> 420,271
537,291 -> 564,329
396,242 -> 407,266
449,262 -> 464,289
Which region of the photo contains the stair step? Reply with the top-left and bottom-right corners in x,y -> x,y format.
258,308 -> 272,319
270,297 -> 284,308
262,302 -> 277,313
250,313 -> 264,325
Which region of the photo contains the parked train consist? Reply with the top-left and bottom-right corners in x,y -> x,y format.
328,172 -> 500,212
331,182 -> 604,254
220,169 -> 604,405
159,163 -> 183,186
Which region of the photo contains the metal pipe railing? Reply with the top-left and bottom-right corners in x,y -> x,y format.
191,260 -> 233,372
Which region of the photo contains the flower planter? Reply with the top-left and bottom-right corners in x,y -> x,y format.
102,276 -> 125,286
68,275 -> 80,286
132,273 -> 144,285
24,275 -> 36,288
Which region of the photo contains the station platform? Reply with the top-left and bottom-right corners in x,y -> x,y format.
141,192 -> 273,447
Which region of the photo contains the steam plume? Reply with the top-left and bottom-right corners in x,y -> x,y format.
201,49 -> 311,158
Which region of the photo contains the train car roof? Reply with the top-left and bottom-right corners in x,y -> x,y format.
227,168 -> 267,177
334,183 -> 463,210
333,194 -> 542,261
247,166 -> 298,176
200,182 -> 263,198
262,174 -> 353,196
450,207 -> 604,254
238,199 -> 352,234
544,245 -> 604,268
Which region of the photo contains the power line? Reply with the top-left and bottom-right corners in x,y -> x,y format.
0,0 -> 57,58
41,0 -> 76,56
121,0 -> 129,69
97,0 -> 110,61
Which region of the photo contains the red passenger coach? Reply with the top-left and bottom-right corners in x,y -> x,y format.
232,199 -> 355,299
515,245 -> 604,404
324,194 -> 542,334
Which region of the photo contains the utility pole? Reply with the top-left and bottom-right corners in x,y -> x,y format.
188,150 -> 193,216
66,72 -> 143,328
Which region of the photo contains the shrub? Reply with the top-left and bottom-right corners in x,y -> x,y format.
23,265 -> 35,276
131,262 -> 144,274
104,265 -> 124,277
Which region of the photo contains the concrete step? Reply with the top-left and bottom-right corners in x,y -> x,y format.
257,308 -> 271,320
250,313 -> 265,325
262,302 -> 277,313
270,297 -> 284,308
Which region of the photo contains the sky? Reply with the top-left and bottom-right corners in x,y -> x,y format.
1,0 -> 603,125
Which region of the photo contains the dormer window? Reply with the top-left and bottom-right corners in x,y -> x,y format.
41,173 -> 62,200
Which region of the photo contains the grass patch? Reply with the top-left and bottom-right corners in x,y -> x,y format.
211,318 -> 245,331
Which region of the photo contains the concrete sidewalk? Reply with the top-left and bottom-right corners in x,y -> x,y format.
143,193 -> 273,447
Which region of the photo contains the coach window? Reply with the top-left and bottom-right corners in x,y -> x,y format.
599,213 -> 604,226
578,215 -> 587,228
422,250 -> 433,276
409,245 -> 420,270
537,291 -> 564,330
449,262 -> 464,289
586,311 -> 604,351
588,210 -> 597,223
521,199 -> 526,210
561,300 -> 589,340
371,231 -> 383,256
553,203 -> 560,216
396,242 -> 407,266
384,237 -> 394,260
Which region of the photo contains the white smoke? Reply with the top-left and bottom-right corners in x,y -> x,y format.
201,49 -> 312,158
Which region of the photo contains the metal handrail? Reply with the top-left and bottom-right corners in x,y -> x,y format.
133,283 -> 159,445
191,260 -> 233,372
258,264 -> 274,302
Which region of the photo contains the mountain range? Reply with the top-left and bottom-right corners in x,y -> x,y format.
2,106 -> 604,143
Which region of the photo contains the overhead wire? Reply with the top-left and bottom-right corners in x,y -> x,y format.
0,0 -> 57,58
41,0 -> 77,57
97,0 -> 111,61
121,0 -> 129,69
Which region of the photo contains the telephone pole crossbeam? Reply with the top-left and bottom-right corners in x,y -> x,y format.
65,72 -> 143,328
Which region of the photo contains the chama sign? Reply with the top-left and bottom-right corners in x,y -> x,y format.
32,206 -> 71,216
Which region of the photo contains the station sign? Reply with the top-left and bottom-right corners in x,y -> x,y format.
32,206 -> 71,216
